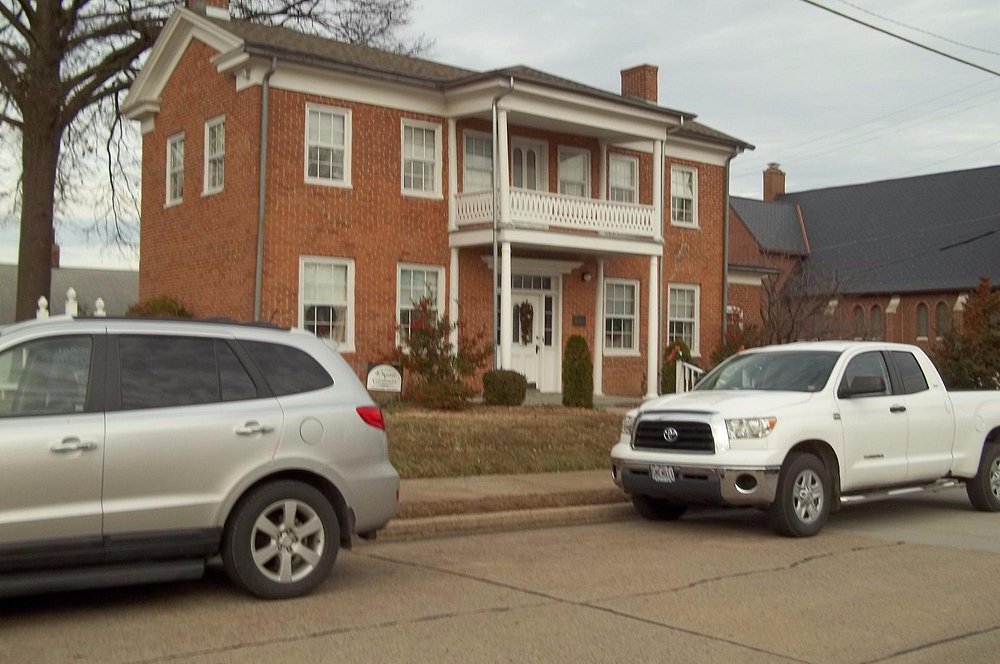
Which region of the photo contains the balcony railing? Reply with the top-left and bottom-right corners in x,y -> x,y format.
455,189 -> 657,239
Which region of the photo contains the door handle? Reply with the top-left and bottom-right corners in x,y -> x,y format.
50,438 -> 98,453
235,422 -> 275,436
889,405 -> 907,413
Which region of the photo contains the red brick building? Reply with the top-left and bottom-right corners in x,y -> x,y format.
124,4 -> 752,397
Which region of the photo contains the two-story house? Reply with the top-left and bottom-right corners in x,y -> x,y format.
123,1 -> 751,397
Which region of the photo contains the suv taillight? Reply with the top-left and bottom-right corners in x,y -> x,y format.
356,406 -> 385,430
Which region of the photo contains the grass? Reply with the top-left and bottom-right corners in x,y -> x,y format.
385,405 -> 624,479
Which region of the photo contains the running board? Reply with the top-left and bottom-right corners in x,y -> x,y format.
0,559 -> 205,599
840,479 -> 963,505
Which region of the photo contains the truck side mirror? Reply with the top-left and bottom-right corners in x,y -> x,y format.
838,374 -> 886,398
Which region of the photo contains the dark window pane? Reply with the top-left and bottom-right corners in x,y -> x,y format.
216,340 -> 258,402
120,336 -> 219,410
2,336 -> 92,417
891,351 -> 929,394
241,341 -> 333,396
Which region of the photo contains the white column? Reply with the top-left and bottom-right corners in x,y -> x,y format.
500,241 -> 513,369
447,119 -> 458,231
599,141 -> 608,201
594,258 -> 605,396
449,247 -> 459,352
652,139 -> 664,242
646,255 -> 659,399
497,110 -> 511,226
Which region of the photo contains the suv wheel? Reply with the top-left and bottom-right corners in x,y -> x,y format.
768,453 -> 830,538
223,480 -> 339,599
967,444 -> 1000,512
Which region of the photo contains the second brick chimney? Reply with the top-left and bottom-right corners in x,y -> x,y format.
185,0 -> 230,19
763,163 -> 786,201
620,65 -> 658,103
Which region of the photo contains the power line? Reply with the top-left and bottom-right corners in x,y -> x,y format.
796,0 -> 1000,78
901,140 -> 1000,177
832,0 -> 1000,56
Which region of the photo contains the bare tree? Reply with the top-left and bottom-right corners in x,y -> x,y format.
759,265 -> 841,344
1,0 -> 429,321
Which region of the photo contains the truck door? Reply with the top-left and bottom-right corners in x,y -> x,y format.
835,351 -> 908,490
887,350 -> 954,482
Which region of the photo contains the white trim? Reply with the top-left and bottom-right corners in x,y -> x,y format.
298,256 -> 356,353
400,118 -> 443,199
662,135 -> 733,167
480,256 -> 583,277
165,132 -> 185,207
462,129 -> 493,193
608,153 -> 638,204
454,227 -> 663,257
670,165 -> 698,228
557,146 -> 590,198
396,263 -> 446,346
667,283 -> 701,357
448,120 -> 458,231
603,278 -> 640,357
886,296 -> 900,315
204,5 -> 230,20
728,270 -> 768,286
510,137 -> 548,191
202,115 -> 225,196
304,103 -> 352,188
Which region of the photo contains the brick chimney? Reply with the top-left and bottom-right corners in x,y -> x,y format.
185,0 -> 230,19
763,163 -> 786,201
620,65 -> 658,103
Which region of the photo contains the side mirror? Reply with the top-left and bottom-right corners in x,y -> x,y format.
838,374 -> 886,398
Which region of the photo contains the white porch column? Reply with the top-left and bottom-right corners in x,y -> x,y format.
652,139 -> 664,242
594,258 -> 605,396
646,255 -> 659,399
598,141 -> 608,201
500,241 -> 513,369
497,109 -> 511,225
447,119 -> 458,231
449,247 -> 459,352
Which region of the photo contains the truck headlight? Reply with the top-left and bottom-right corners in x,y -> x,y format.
621,411 -> 638,437
726,417 -> 777,439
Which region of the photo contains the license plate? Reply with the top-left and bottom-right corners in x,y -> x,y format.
650,464 -> 676,483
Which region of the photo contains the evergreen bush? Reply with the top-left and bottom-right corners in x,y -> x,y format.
562,335 -> 593,408
483,370 -> 527,406
127,295 -> 193,318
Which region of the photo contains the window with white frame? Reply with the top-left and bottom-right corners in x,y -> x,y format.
166,133 -> 184,205
668,284 -> 699,354
670,166 -> 697,226
300,257 -> 354,351
604,280 -> 638,354
558,147 -> 590,197
401,120 -> 441,196
609,154 -> 638,203
204,116 -> 225,194
464,132 -> 493,192
305,105 -> 350,186
397,264 -> 444,341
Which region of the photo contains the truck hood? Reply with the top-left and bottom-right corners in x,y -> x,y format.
640,391 -> 815,416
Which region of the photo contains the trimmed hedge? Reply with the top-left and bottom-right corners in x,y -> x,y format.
562,335 -> 593,408
483,369 -> 527,406
127,295 -> 193,318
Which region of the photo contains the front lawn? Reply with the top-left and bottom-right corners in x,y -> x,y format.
385,406 -> 624,478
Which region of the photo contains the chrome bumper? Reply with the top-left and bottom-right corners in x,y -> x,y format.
611,461 -> 781,507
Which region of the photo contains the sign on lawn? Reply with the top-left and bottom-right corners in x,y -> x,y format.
366,363 -> 403,393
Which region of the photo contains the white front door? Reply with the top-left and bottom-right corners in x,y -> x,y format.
511,293 -> 544,387
511,139 -> 546,191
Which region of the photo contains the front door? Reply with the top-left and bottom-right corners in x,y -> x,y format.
511,293 -> 544,387
511,139 -> 546,191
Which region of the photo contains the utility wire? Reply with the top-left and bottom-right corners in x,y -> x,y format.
796,0 -> 1000,77
832,0 -> 1000,57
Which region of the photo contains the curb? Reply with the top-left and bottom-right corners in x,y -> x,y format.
379,502 -> 635,542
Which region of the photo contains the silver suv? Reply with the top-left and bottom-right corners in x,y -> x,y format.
0,316 -> 399,599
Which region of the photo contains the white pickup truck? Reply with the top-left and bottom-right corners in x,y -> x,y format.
611,341 -> 1000,537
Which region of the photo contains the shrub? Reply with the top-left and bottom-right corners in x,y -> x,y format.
393,297 -> 489,410
710,326 -> 762,367
483,370 -> 527,406
660,338 -> 694,394
934,278 -> 1000,390
562,335 -> 593,408
127,295 -> 193,318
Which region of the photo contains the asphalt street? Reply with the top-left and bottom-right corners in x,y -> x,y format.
2,488 -> 998,663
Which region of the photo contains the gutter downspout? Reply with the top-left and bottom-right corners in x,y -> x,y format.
658,121 -> 683,392
253,57 -> 278,321
491,76 -> 515,369
721,148 -> 740,341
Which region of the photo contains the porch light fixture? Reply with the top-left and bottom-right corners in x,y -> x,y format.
582,271 -> 592,283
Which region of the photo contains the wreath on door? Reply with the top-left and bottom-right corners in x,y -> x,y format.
519,300 -> 534,345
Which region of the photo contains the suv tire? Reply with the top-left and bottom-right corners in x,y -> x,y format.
769,453 -> 830,538
222,480 -> 339,599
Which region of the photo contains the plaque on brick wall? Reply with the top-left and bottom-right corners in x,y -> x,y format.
366,363 -> 403,393
572,315 -> 586,327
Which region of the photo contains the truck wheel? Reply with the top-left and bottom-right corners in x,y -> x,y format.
222,480 -> 340,599
769,453 -> 830,537
966,444 -> 1000,512
631,495 -> 687,521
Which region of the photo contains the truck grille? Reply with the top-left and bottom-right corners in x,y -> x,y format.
633,420 -> 715,453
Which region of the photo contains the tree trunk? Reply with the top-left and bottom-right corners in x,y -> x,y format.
15,116 -> 63,321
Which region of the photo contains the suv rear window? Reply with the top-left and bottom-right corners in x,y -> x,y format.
241,340 -> 333,396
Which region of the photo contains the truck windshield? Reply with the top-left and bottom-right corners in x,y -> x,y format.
695,351 -> 841,392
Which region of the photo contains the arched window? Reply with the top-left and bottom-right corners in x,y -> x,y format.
936,302 -> 951,339
852,305 -> 865,339
916,303 -> 929,339
870,305 -> 884,341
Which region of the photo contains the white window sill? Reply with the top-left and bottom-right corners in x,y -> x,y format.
402,189 -> 444,200
603,348 -> 640,358
165,198 -> 182,208
916,336 -> 928,341
670,220 -> 699,229
305,177 -> 352,189
202,188 -> 223,197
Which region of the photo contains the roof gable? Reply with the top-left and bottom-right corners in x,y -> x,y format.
730,196 -> 808,256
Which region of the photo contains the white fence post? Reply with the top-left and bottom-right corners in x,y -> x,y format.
65,287 -> 78,316
36,296 -> 49,319
675,361 -> 705,393
94,298 -> 107,317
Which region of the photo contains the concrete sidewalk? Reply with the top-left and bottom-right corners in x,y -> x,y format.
380,470 -> 633,541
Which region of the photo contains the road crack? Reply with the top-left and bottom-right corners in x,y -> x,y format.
860,624 -> 1000,663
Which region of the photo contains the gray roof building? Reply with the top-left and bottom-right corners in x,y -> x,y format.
731,196 -> 808,256
0,265 -> 139,324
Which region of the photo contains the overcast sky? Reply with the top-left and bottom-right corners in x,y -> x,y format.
2,0 -> 998,269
